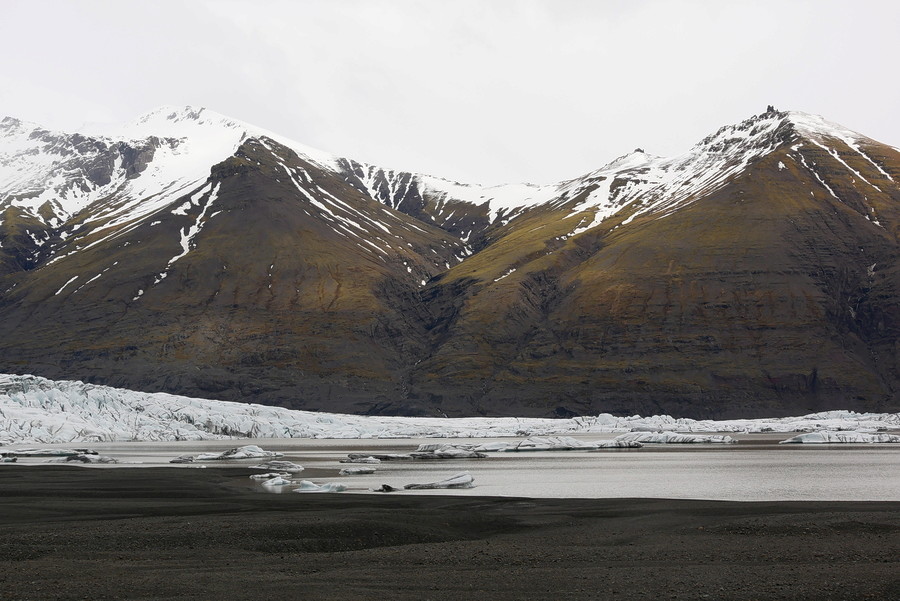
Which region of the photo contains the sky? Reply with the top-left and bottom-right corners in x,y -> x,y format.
1,0 -> 898,185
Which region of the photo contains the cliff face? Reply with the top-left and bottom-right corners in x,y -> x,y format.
1,108 -> 899,418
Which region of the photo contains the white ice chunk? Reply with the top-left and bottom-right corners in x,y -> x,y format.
250,460 -> 304,472
615,432 -> 736,444
249,472 -> 290,480
778,431 -> 900,444
340,455 -> 382,464
192,445 -> 284,460
260,475 -> 293,487
294,481 -> 347,493
339,466 -> 376,475
404,472 -> 475,490
495,436 -> 601,451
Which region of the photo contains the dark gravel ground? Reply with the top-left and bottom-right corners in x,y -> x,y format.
0,466 -> 898,601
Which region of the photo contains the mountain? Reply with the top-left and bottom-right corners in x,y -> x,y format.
1,106 -> 898,418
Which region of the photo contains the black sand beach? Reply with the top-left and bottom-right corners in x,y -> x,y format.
1,466 -> 898,600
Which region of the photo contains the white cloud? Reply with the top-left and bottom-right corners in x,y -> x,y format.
2,0 -> 898,185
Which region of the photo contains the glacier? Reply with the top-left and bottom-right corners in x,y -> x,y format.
778,431 -> 900,444
1,373 -> 899,445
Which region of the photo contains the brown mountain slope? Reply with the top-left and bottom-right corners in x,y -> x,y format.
1,109 -> 899,418
404,129 -> 900,418
0,137 -> 462,412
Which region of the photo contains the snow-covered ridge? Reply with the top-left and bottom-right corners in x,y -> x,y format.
0,106 -> 337,230
393,109 -> 874,237
1,374 -> 897,445
3,106 -> 880,242
104,105 -> 337,169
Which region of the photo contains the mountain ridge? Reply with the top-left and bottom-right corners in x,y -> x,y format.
1,106 -> 898,418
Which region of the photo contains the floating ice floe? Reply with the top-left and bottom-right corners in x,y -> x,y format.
249,472 -> 290,480
171,445 -> 284,463
194,445 -> 283,460
614,432 -> 736,444
778,431 -> 900,444
339,466 -> 376,475
343,453 -> 412,462
411,443 -> 486,459
45,453 -> 118,464
339,455 -> 381,464
591,440 -> 644,449
2,448 -> 98,457
250,460 -> 304,473
260,475 -> 293,487
294,481 -> 347,493
493,436 -> 600,452
404,472 -> 475,490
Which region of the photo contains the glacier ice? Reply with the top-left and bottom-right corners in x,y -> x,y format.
294,481 -> 347,493
194,445 -> 283,460
170,445 -> 283,463
249,460 -> 304,473
45,453 -> 118,464
339,456 -> 382,464
779,431 -> 900,444
404,472 -> 475,490
260,475 -> 293,487
410,443 -> 486,459
1,448 -> 98,457
591,440 -> 644,449
249,472 -> 290,480
1,373 -> 899,445
614,432 -> 736,444
339,466 -> 376,475
493,436 -> 601,452
343,453 -> 413,462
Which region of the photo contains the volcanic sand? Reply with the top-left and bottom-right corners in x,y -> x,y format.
0,466 -> 897,600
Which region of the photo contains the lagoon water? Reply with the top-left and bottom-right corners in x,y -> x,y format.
5,433 -> 899,501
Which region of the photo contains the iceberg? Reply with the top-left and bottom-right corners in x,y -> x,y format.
3,448 -> 98,457
193,445 -> 284,460
495,436 -> 601,452
260,475 -> 293,487
293,481 -> 347,493
343,453 -> 412,462
614,432 -> 737,444
339,455 -> 381,464
339,466 -> 376,475
169,455 -> 197,464
404,472 -> 475,490
249,472 -> 290,480
410,444 -> 486,459
591,440 -> 644,449
46,454 -> 118,464
779,431 -> 900,444
249,460 -> 304,473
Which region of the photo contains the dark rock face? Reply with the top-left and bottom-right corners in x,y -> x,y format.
1,111 -> 899,418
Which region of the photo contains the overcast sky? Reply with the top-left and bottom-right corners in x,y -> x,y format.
2,0 -> 898,185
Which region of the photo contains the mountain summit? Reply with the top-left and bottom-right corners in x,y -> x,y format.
1,107 -> 898,418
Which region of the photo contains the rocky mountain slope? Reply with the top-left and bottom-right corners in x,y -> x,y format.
1,106 -> 898,418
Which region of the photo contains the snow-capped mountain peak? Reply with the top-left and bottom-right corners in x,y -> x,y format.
786,111 -> 869,143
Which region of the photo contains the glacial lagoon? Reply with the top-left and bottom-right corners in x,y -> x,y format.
4,433 -> 899,502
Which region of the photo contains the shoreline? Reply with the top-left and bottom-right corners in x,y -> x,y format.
1,466 -> 898,600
